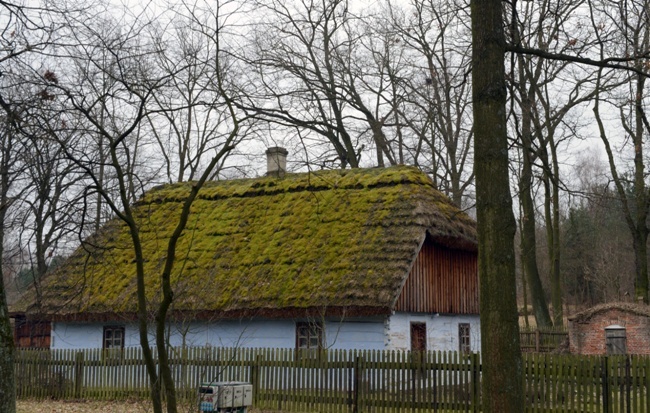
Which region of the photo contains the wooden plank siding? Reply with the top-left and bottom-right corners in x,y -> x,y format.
395,241 -> 478,314
13,317 -> 51,348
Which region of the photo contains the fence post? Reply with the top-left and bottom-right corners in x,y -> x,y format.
602,355 -> 610,413
410,351 -> 419,413
535,330 -> 541,353
625,355 -> 631,413
73,351 -> 84,399
251,354 -> 262,406
471,352 -> 480,413
353,354 -> 363,413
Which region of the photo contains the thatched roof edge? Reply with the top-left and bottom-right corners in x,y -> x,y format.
569,302 -> 650,323
16,166 -> 477,318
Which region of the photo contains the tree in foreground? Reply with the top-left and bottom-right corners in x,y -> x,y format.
42,2 -> 248,412
470,0 -> 524,412
0,0 -> 73,411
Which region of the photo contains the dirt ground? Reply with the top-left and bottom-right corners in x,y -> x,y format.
17,400 -> 185,413
17,401 -> 263,413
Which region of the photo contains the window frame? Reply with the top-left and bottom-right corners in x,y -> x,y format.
103,325 -> 126,350
459,323 -> 471,354
295,321 -> 324,350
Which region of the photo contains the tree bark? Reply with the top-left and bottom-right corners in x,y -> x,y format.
516,58 -> 552,327
471,0 -> 524,412
632,72 -> 649,303
543,144 -> 563,324
0,248 -> 15,413
519,154 -> 552,328
594,70 -> 650,304
0,128 -> 16,413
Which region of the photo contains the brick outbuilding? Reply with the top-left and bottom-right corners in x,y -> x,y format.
568,302 -> 650,355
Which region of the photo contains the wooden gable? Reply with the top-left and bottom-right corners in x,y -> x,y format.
395,239 -> 479,314
13,316 -> 51,348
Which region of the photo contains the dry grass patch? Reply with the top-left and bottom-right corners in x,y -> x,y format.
17,400 -> 254,413
17,400 -> 155,413
16,401 -> 270,413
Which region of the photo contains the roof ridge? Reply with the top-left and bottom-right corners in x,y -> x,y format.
139,166 -> 433,205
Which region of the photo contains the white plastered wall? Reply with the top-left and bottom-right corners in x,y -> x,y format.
386,312 -> 481,352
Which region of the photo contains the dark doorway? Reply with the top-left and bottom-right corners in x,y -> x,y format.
410,322 -> 427,352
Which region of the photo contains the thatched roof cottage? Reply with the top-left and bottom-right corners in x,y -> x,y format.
15,155 -> 480,352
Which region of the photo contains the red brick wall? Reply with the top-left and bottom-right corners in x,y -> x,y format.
569,309 -> 650,355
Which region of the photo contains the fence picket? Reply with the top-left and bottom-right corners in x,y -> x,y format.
14,346 -> 650,413
645,356 -> 650,413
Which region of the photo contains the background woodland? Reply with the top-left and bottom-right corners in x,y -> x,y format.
4,0 -> 650,411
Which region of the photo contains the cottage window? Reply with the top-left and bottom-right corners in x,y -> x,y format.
296,322 -> 323,350
103,326 -> 125,349
459,323 -> 471,353
410,322 -> 427,352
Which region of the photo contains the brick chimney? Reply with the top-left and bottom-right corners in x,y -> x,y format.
266,147 -> 288,177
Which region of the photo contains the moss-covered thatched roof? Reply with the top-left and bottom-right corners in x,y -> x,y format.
21,166 -> 477,320
569,302 -> 650,323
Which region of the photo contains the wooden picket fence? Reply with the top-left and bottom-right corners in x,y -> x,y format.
520,327 -> 569,353
15,347 -> 650,413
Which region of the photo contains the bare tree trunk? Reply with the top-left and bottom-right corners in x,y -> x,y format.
542,139 -> 563,325
471,0 -> 523,412
518,217 -> 530,328
632,72 -> 649,303
95,132 -> 105,231
519,157 -> 552,327
0,128 -> 16,413
0,238 -> 15,413
594,71 -> 650,304
516,59 -> 552,327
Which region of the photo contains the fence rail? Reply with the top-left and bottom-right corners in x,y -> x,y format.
520,328 -> 569,353
15,347 -> 650,413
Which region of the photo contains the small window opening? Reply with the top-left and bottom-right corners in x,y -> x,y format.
459,323 -> 471,353
103,326 -> 125,350
296,321 -> 323,350
410,322 -> 427,352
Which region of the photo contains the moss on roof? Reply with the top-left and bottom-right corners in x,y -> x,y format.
24,166 -> 477,317
569,302 -> 650,323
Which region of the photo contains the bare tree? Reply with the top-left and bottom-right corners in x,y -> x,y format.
335,12 -> 400,168
388,0 -> 474,207
147,11 -> 252,183
508,0 -> 608,326
591,0 -> 650,304
471,0 -> 650,402
242,0 -> 364,168
44,3 -> 249,412
562,165 -> 636,306
10,75 -> 85,309
0,84 -> 26,413
0,0 -> 73,410
470,0 -> 524,411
